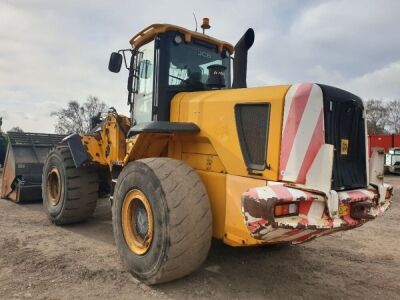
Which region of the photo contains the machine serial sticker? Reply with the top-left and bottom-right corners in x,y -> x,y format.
341,139 -> 349,155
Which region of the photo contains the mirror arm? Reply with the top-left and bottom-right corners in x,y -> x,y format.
121,50 -> 128,70
118,49 -> 131,70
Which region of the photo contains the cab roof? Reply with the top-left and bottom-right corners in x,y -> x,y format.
129,23 -> 234,54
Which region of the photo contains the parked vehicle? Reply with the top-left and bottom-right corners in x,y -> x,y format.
2,21 -> 393,284
385,147 -> 400,174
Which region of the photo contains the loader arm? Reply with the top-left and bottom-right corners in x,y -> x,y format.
66,113 -> 130,170
65,112 -> 199,172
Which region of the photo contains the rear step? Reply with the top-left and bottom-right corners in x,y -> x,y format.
0,132 -> 65,202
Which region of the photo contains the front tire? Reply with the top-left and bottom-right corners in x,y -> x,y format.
42,146 -> 98,225
112,158 -> 212,285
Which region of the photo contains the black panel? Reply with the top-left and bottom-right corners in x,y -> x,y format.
154,33 -> 171,122
235,103 -> 270,171
127,121 -> 200,137
64,133 -> 89,167
15,163 -> 43,184
319,84 -> 367,190
18,184 -> 43,202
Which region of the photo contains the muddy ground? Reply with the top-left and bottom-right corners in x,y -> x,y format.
0,174 -> 399,300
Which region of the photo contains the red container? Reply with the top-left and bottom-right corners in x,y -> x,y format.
368,134 -> 392,156
368,134 -> 400,156
393,134 -> 400,147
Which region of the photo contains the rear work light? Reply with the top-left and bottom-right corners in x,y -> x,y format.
274,202 -> 299,217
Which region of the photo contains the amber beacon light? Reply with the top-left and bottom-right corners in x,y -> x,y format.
201,17 -> 211,34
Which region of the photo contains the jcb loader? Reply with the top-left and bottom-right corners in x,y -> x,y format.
39,22 -> 392,284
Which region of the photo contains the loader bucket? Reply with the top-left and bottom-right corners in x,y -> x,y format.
0,132 -> 65,202
0,133 -> 7,167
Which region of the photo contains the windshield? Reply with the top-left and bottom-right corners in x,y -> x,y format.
168,38 -> 230,89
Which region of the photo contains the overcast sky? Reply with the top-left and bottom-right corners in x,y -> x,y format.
1,0 -> 399,133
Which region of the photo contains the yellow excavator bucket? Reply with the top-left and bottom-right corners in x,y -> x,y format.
0,132 -> 65,202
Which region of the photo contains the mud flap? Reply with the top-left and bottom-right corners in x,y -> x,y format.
62,134 -> 89,168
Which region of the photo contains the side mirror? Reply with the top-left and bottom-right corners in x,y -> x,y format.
108,52 -> 122,73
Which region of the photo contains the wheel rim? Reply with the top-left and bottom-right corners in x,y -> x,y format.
47,167 -> 61,206
122,189 -> 154,255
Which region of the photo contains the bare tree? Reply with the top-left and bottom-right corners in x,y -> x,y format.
51,96 -> 108,134
365,99 -> 387,134
8,126 -> 24,133
386,99 -> 400,134
0,111 -> 7,133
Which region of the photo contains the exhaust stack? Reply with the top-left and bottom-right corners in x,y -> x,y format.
232,28 -> 255,89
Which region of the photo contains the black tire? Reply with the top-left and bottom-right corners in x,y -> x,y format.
112,158 -> 212,285
42,146 -> 98,225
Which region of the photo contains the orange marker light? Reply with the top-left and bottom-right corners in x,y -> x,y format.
274,203 -> 298,217
202,18 -> 210,29
201,17 -> 211,34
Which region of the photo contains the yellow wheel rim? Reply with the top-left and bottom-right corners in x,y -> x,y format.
122,189 -> 154,255
47,167 -> 61,206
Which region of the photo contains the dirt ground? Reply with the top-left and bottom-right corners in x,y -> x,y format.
0,174 -> 399,300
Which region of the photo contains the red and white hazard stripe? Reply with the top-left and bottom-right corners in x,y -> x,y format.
279,83 -> 325,184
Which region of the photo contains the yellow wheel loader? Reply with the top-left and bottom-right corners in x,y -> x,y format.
39,22 -> 393,284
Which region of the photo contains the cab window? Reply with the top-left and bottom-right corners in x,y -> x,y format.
133,41 -> 154,124
168,38 -> 230,89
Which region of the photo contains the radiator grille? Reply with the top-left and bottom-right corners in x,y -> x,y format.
235,103 -> 270,171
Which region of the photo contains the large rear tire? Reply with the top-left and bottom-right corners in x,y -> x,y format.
112,158 -> 212,285
42,146 -> 98,225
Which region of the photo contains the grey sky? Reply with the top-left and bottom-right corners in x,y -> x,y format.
1,0 -> 399,133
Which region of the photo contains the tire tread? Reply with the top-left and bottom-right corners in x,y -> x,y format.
42,146 -> 98,225
141,158 -> 212,284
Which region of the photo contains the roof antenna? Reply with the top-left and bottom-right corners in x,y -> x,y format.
193,12 -> 198,32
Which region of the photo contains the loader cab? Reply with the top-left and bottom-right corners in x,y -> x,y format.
108,24 -> 233,124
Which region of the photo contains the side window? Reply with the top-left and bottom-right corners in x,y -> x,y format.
134,41 -> 154,124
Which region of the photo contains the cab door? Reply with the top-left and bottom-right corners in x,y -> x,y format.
133,40 -> 155,124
